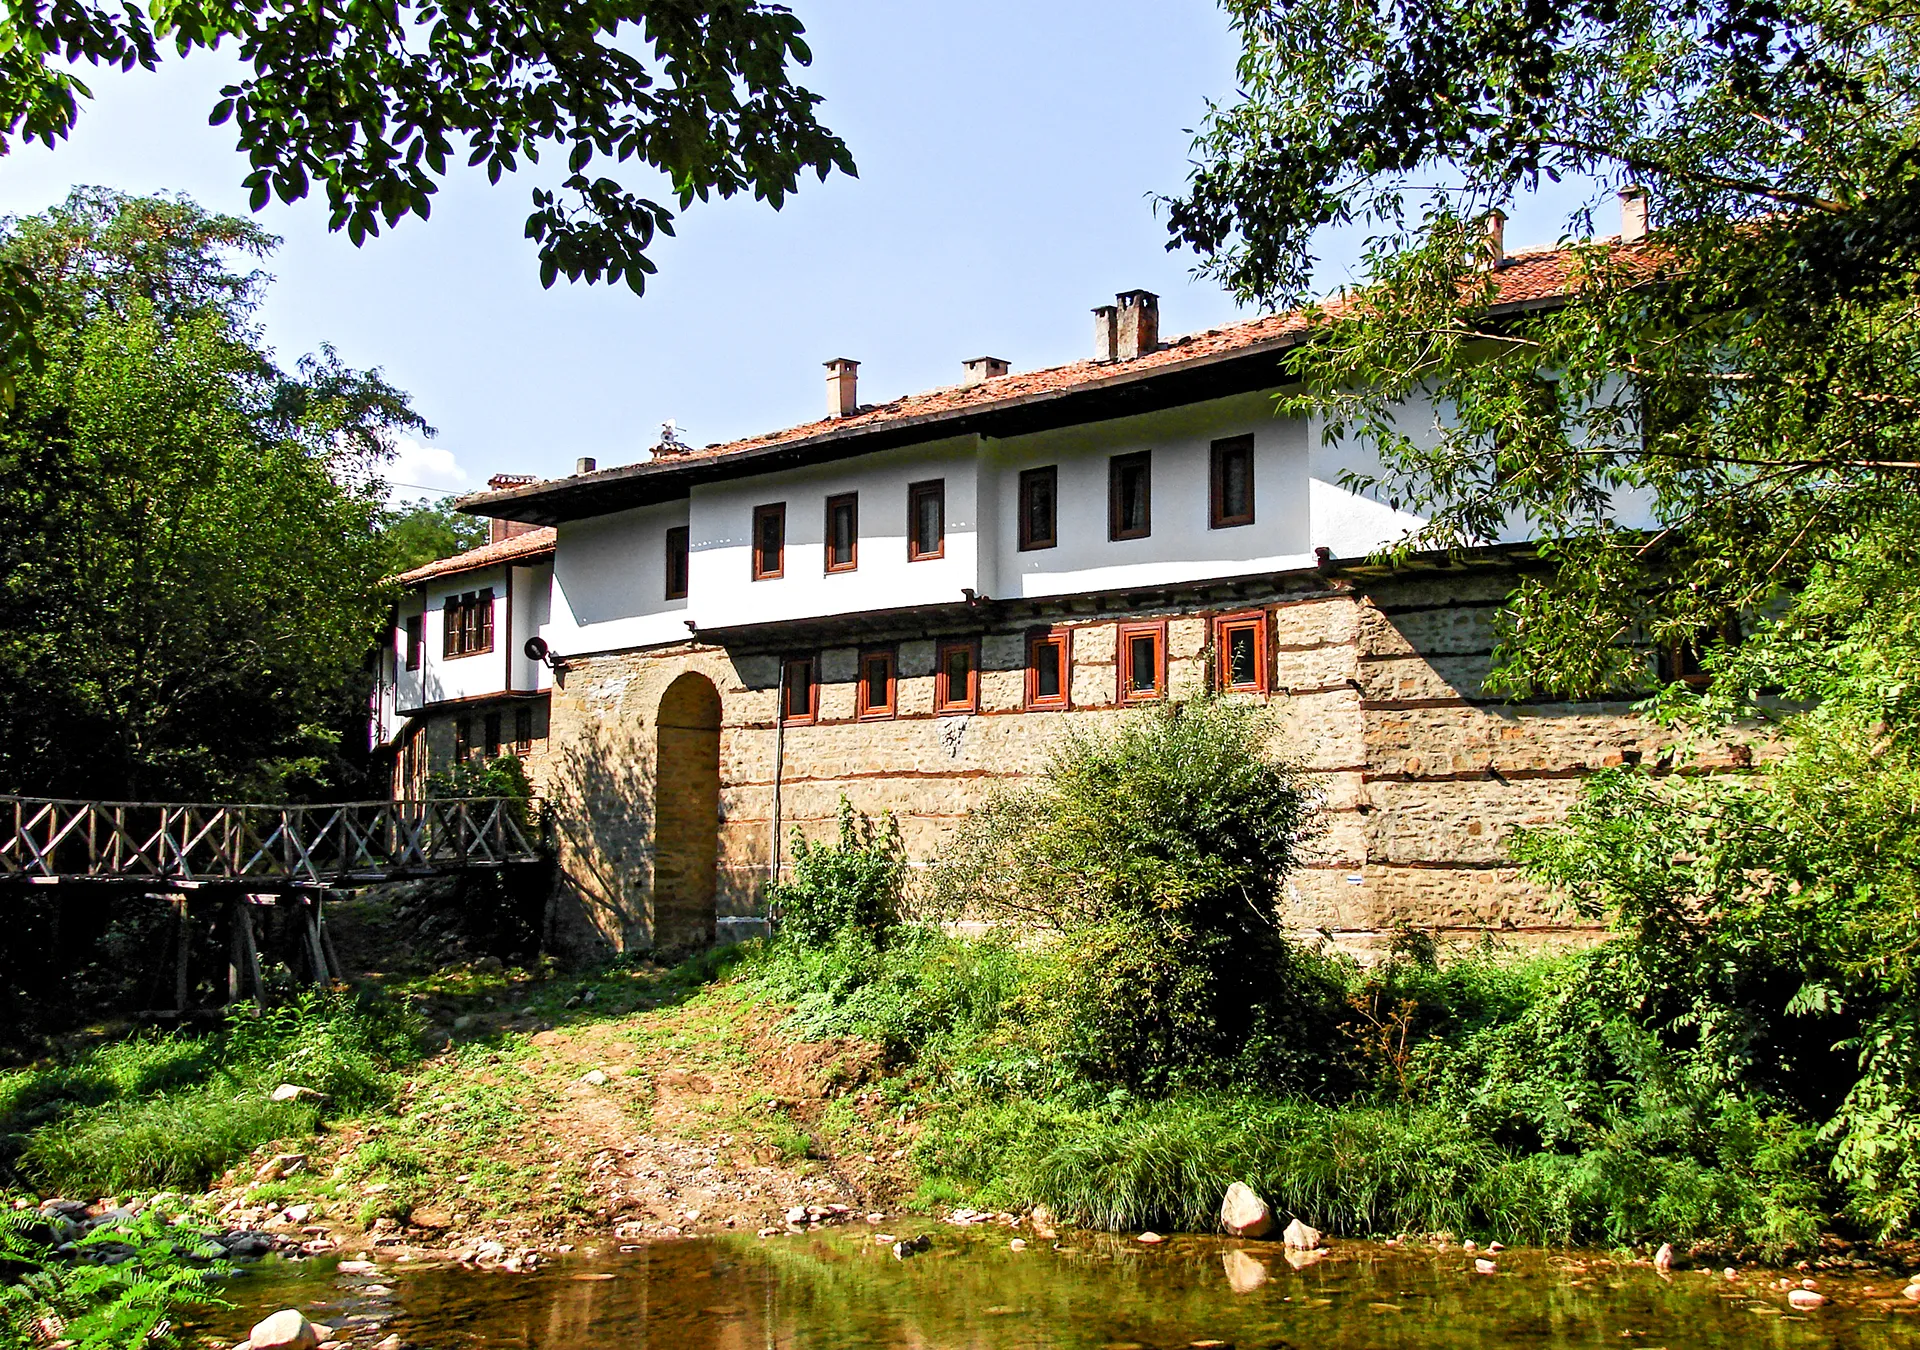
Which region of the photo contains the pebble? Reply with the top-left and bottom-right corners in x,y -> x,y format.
1475,1258 -> 1497,1275
1902,1283 -> 1920,1301
1787,1289 -> 1826,1309
1009,1238 -> 1027,1251
338,1261 -> 378,1275
580,1070 -> 609,1087
1137,1232 -> 1165,1245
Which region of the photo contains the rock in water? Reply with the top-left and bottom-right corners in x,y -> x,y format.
1787,1289 -> 1826,1309
1475,1258 -> 1498,1274
1220,1183 -> 1273,1239
247,1309 -> 318,1350
1281,1218 -> 1322,1251
1653,1243 -> 1673,1273
1903,1283 -> 1920,1301
1223,1249 -> 1269,1294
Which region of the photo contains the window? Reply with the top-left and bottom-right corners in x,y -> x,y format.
1210,435 -> 1255,529
1025,628 -> 1070,710
1214,612 -> 1269,693
454,716 -> 473,762
908,480 -> 945,561
857,649 -> 896,719
403,615 -> 423,671
484,711 -> 502,759
934,639 -> 979,714
1116,621 -> 1167,702
513,706 -> 534,754
1018,466 -> 1057,551
825,493 -> 858,573
442,589 -> 495,658
753,503 -> 786,580
780,655 -> 817,724
1109,452 -> 1151,540
665,525 -> 690,600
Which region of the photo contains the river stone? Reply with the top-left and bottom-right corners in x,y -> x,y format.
1223,1249 -> 1269,1294
1475,1257 -> 1498,1274
1281,1218 -> 1321,1251
255,1154 -> 308,1184
1903,1283 -> 1920,1301
247,1309 -> 318,1350
271,1084 -> 326,1104
1653,1243 -> 1673,1272
1787,1289 -> 1826,1309
580,1070 -> 609,1087
1220,1183 -> 1273,1239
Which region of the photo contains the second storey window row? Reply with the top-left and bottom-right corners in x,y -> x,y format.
443,589 -> 495,658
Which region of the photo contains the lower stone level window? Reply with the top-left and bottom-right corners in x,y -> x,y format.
858,649 -> 896,718
781,655 -> 817,723
1117,621 -> 1166,702
514,706 -> 535,753
1214,611 -> 1269,694
1026,629 -> 1070,710
935,638 -> 979,714
484,711 -> 502,758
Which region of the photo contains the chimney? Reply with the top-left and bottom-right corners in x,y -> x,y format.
1481,210 -> 1507,267
1619,186 -> 1649,243
485,473 -> 539,545
1092,305 -> 1118,361
825,358 -> 860,418
575,456 -> 596,475
961,356 -> 1010,387
1115,290 -> 1159,360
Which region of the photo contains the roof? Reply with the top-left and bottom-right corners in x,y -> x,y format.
461,242 -> 1609,526
393,527 -> 556,587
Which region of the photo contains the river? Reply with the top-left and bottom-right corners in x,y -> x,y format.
198,1228 -> 1920,1350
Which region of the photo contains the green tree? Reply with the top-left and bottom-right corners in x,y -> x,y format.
381,495 -> 491,575
0,0 -> 854,401
0,189 -> 424,800
1170,0 -> 1920,697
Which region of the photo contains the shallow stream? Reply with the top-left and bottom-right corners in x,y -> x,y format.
201,1230 -> 1920,1350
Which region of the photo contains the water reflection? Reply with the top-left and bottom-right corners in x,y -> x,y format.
203,1230 -> 1920,1350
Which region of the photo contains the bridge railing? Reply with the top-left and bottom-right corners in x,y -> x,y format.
0,795 -> 550,886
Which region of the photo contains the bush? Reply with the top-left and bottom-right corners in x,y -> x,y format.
928,696 -> 1332,1092
768,798 -> 907,947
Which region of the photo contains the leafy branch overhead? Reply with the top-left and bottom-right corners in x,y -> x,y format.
0,0 -> 855,299
1169,0 -> 1920,697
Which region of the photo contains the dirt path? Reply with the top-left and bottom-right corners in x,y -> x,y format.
207,954 -> 918,1261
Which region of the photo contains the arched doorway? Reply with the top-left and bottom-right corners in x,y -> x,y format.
653,672 -> 721,950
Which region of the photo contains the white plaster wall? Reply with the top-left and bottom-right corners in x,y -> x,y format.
983,393 -> 1321,598
688,437 -> 981,630
394,596 -> 427,716
509,562 -> 554,692
400,565 -> 514,709
546,503 -> 691,657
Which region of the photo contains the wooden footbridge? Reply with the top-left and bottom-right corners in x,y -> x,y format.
1,794 -> 550,1009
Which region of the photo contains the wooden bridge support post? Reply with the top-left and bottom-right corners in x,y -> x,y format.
170,892 -> 190,1014
301,892 -> 331,986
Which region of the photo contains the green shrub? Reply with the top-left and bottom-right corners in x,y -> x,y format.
19,1093 -> 316,1195
768,798 -> 907,947
928,696 -> 1332,1092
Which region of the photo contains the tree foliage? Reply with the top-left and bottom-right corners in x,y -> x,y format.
1170,0 -> 1920,696
0,189 -> 424,800
381,495 -> 490,575
0,0 -> 854,399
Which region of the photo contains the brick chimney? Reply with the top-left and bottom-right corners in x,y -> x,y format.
1619,186 -> 1649,243
1093,304 -> 1118,361
1481,210 -> 1508,267
1115,290 -> 1159,359
485,474 -> 539,545
825,358 -> 860,418
961,356 -> 1010,387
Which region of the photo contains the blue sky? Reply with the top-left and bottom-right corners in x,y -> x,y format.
1,1 -> 1591,499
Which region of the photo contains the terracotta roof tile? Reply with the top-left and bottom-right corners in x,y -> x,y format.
394,526 -> 556,587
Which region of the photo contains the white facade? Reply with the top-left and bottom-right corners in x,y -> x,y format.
373,557 -> 553,745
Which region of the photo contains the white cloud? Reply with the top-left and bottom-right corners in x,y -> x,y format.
383,435 -> 473,505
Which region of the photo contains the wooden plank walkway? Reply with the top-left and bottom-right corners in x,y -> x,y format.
0,795 -> 548,888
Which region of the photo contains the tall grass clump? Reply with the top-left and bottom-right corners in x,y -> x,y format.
1,991 -> 421,1196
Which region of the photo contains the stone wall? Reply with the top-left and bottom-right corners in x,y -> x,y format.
534,563 -> 1715,956
394,697 -> 556,801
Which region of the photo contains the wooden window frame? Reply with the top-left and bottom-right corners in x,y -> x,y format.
907,479 -> 946,561
1213,611 -> 1270,694
1210,435 -> 1256,529
934,638 -> 980,714
1109,451 -> 1152,541
1116,620 -> 1168,703
825,493 -> 859,573
484,710 -> 503,759
443,589 -> 496,659
1025,628 -> 1071,711
1017,466 -> 1058,551
454,716 -> 473,762
403,614 -> 423,671
779,654 -> 818,725
665,524 -> 690,600
752,503 -> 786,580
513,705 -> 535,754
856,648 -> 897,720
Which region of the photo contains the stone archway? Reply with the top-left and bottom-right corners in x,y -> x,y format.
653,672 -> 721,950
